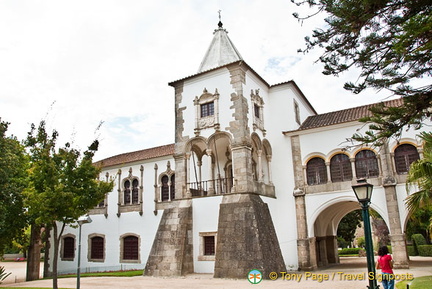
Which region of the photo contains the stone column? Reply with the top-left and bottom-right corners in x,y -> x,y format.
325,161 -> 331,183
267,155 -> 273,184
350,158 -> 356,179
206,149 -> 215,195
326,235 -> 339,264
257,149 -> 263,182
185,153 -> 191,198
316,236 -> 328,267
291,135 -> 317,270
379,141 -> 409,268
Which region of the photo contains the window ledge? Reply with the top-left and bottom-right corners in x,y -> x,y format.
198,255 -> 215,261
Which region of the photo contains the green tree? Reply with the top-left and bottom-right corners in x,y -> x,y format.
0,119 -> 29,256
406,207 -> 432,244
406,132 -> 432,220
337,210 -> 362,246
292,0 -> 432,145
24,121 -> 113,289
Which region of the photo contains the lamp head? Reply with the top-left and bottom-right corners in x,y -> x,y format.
352,178 -> 373,204
77,215 -> 92,226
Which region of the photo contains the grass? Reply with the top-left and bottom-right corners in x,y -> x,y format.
396,275 -> 432,289
1,287 -> 70,289
58,269 -> 143,278
0,270 -> 143,289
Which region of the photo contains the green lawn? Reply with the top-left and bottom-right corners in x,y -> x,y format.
0,270 -> 144,289
59,269 -> 143,278
1,287 -> 70,289
396,275 -> 432,289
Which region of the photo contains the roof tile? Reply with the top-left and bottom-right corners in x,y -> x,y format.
95,144 -> 174,168
298,98 -> 404,131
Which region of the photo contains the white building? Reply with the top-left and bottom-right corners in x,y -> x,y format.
51,20 -> 423,277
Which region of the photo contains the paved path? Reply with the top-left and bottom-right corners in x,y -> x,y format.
1,257 -> 431,288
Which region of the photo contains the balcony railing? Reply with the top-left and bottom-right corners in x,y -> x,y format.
188,177 -> 233,197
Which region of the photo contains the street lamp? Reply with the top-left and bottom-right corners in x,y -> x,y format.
77,215 -> 92,289
352,179 -> 379,289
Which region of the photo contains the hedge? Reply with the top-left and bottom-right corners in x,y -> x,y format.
407,245 -> 417,256
418,245 -> 432,257
412,234 -> 427,255
338,248 -> 361,255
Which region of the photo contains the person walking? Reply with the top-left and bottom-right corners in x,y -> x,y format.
376,245 -> 394,289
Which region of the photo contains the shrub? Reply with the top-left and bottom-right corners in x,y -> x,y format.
418,245 -> 432,257
338,248 -> 361,255
407,245 -> 417,256
337,237 -> 348,249
357,237 -> 365,248
412,234 -> 427,255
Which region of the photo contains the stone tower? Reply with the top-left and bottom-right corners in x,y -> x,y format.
145,20 -> 286,278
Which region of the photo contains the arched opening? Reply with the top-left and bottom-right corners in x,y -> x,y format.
310,199 -> 390,268
186,133 -> 232,197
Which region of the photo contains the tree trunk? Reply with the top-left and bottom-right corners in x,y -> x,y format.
26,224 -> 42,281
52,222 -> 66,289
52,223 -> 59,289
43,227 -> 52,278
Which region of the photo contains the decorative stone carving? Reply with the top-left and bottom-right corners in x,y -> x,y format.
194,88 -> 220,134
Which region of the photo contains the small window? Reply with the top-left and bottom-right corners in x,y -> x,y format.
330,154 -> 352,182
394,144 -> 419,174
198,232 -> 217,261
254,104 -> 260,119
63,237 -> 75,259
132,179 -> 139,204
355,150 -> 379,178
161,175 -> 170,201
123,236 -> 139,260
170,174 -> 175,200
124,180 -> 131,204
306,157 -> 327,185
90,236 -> 104,260
204,236 -> 215,255
294,100 -> 300,124
201,102 -> 214,117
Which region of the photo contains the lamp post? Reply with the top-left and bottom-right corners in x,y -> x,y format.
352,179 -> 379,289
76,215 -> 92,289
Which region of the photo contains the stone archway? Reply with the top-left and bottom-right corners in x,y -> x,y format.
305,197 -> 390,269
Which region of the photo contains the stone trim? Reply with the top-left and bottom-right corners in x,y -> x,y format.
119,233 -> 141,264
194,88 -> 220,135
60,233 -> 75,261
88,233 -> 106,263
198,231 -> 217,261
250,89 -> 266,135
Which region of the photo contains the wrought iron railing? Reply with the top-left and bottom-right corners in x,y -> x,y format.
188,177 -> 233,197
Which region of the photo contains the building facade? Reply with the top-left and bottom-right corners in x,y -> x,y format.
50,21 -> 424,277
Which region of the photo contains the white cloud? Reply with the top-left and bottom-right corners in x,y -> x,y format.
0,0 -> 399,161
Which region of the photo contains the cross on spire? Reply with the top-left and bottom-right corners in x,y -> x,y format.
218,10 -> 223,28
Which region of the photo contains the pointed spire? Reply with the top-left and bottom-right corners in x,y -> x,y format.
197,11 -> 243,73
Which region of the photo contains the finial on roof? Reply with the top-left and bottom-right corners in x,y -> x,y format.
218,10 -> 223,28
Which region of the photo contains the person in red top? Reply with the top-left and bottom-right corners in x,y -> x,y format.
376,245 -> 394,289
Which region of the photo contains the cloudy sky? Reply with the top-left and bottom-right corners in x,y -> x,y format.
0,0 -> 392,161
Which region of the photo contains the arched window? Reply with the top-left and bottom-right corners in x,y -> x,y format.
124,180 -> 131,204
90,236 -> 104,260
132,179 -> 139,204
394,144 -> 419,174
306,157 -> 327,185
330,154 -> 352,182
355,150 -> 379,178
161,175 -> 169,201
170,174 -> 175,200
123,235 -> 139,261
